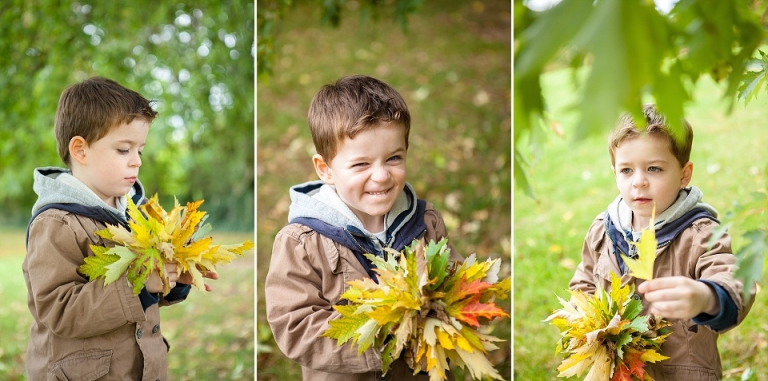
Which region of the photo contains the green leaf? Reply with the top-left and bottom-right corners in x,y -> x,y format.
80,245 -> 120,281
424,238 -> 450,290
623,298 -> 643,322
734,230 -> 766,299
322,305 -> 370,347
103,246 -> 137,284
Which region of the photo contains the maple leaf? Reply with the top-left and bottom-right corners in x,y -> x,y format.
322,238 -> 509,380
621,206 -> 657,280
79,194 -> 252,294
547,271 -> 671,380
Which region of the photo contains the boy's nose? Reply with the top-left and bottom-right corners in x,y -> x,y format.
632,173 -> 647,187
130,153 -> 142,167
371,166 -> 390,182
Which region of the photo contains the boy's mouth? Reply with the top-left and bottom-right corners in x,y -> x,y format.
366,188 -> 390,196
634,197 -> 652,204
126,176 -> 137,183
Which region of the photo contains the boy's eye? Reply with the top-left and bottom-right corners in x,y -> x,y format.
138,150 -> 143,156
619,168 -> 632,174
117,149 -> 129,155
387,155 -> 403,162
648,166 -> 661,172
351,162 -> 367,168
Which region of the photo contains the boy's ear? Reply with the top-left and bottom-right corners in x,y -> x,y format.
313,154 -> 334,185
680,161 -> 694,188
69,136 -> 88,165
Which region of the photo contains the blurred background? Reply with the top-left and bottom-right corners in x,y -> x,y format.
0,2 -> 254,380
256,0 -> 511,379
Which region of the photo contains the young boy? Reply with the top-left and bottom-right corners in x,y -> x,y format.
23,77 -> 212,380
569,104 -> 755,380
265,75 -> 462,381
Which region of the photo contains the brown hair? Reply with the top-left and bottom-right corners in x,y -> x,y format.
609,104 -> 693,167
55,77 -> 158,165
307,75 -> 410,161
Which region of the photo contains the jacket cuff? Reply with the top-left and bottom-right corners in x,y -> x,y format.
692,280 -> 737,331
138,287 -> 160,311
165,283 -> 191,302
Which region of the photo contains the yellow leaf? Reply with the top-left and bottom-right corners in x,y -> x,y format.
79,194 -> 251,295
621,206 -> 657,280
639,349 -> 670,363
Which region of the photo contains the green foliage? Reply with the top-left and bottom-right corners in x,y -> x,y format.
514,0 -> 765,197
710,192 -> 768,298
0,1 -> 254,230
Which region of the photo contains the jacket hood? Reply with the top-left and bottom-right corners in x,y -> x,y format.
31,166 -> 145,221
605,186 -> 719,274
607,186 -> 718,235
287,180 -> 418,247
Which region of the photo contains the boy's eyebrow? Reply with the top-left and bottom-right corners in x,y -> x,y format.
115,139 -> 146,145
615,158 -> 670,166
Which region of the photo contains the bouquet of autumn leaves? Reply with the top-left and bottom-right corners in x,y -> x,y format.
321,238 -> 511,381
546,212 -> 672,381
80,195 -> 253,295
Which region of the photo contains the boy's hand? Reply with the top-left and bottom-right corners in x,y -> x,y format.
145,262 -> 179,293
638,276 -> 719,319
177,266 -> 219,292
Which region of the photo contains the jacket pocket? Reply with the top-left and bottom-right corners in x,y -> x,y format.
662,364 -> 718,381
49,349 -> 112,381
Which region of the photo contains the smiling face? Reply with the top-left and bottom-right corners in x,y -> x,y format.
313,122 -> 407,233
612,134 -> 693,230
70,119 -> 150,208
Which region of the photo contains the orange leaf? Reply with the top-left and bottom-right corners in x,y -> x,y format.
455,299 -> 509,327
625,350 -> 647,379
610,362 -> 631,381
443,276 -> 494,306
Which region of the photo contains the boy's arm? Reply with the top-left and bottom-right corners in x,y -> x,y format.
25,214 -> 146,339
568,217 -> 604,294
691,220 -> 756,332
265,228 -> 382,373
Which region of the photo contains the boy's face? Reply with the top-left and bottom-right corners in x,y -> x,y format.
313,122 -> 407,233
612,134 -> 693,230
72,119 -> 149,208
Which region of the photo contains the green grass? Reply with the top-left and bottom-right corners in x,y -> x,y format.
0,228 -> 254,381
514,69 -> 768,380
257,0 -> 511,379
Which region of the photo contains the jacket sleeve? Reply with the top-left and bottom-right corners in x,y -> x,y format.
424,203 -> 463,263
265,226 -> 382,373
689,219 -> 755,333
569,216 -> 604,295
25,213 -> 146,339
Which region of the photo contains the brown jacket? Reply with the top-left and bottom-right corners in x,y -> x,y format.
569,213 -> 755,381
265,202 -> 461,381
23,208 -> 185,381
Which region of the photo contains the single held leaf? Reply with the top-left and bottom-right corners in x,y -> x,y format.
322,239 -> 510,380
621,206 -> 657,280
78,194 -> 253,294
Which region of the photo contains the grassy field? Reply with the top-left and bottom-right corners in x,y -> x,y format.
514,69 -> 768,380
0,228 -> 254,381
257,0 -> 511,379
